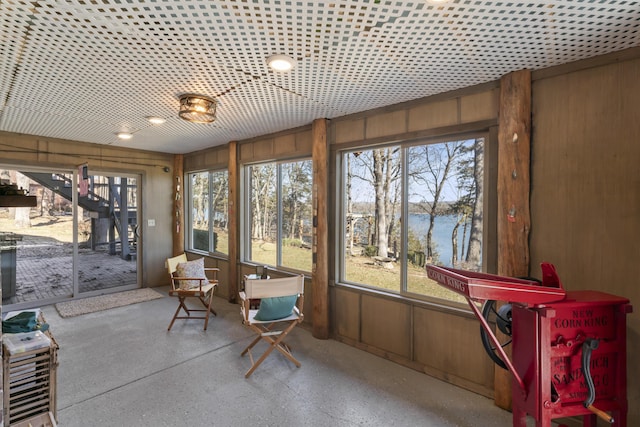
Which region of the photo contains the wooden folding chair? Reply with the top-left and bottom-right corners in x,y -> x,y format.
239,275 -> 305,378
167,254 -> 218,331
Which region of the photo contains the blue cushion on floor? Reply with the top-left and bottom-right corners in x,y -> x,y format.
254,295 -> 297,321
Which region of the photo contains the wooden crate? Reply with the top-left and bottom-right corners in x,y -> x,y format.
2,328 -> 58,427
12,411 -> 57,427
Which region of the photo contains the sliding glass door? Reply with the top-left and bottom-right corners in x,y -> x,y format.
0,166 -> 139,309
76,173 -> 139,296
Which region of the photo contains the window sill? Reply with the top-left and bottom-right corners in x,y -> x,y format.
333,281 -> 475,318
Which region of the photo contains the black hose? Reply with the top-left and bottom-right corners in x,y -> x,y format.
582,338 -> 600,407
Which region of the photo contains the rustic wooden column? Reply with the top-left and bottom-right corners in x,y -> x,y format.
495,69 -> 532,409
228,141 -> 239,303
172,154 -> 184,256
312,118 -> 329,339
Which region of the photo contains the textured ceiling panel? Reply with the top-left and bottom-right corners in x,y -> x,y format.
1,0 -> 639,154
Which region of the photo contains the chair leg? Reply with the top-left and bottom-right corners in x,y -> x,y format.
168,287 -> 218,331
241,334 -> 264,356
243,321 -> 301,378
198,293 -> 217,316
270,322 -> 301,368
202,291 -> 214,331
168,297 -> 189,331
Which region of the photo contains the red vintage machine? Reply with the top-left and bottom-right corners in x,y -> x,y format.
426,263 -> 632,427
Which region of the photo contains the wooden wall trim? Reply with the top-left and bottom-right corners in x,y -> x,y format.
331,80 -> 500,123
497,70 -> 531,277
228,141 -> 239,303
312,118 -> 329,339
172,154 -> 184,256
330,119 -> 498,150
495,69 -> 532,410
532,46 -> 640,81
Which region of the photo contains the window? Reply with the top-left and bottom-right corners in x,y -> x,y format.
341,137 -> 486,303
245,159 -> 313,272
188,170 -> 228,255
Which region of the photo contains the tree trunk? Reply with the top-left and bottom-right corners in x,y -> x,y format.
373,149 -> 388,257
466,138 -> 484,268
451,222 -> 459,266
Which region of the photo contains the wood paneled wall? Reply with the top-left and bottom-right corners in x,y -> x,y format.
332,82 -> 499,147
0,131 -> 175,287
181,48 -> 640,425
328,83 -> 501,396
530,52 -> 640,424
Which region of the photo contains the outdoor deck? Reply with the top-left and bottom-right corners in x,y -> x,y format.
3,236 -> 137,305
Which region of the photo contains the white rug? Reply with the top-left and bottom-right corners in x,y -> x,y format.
55,288 -> 164,318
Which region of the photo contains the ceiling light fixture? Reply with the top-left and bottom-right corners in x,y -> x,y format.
266,54 -> 297,72
147,116 -> 166,125
426,0 -> 452,3
117,132 -> 133,140
178,93 -> 217,123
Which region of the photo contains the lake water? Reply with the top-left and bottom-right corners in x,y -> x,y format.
408,213 -> 471,267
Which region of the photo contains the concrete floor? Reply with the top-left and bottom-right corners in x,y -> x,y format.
35,288 -> 538,427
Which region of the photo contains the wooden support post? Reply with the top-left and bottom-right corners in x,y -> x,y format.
495,69 -> 532,409
172,154 -> 184,256
312,118 -> 329,339
228,141 -> 239,303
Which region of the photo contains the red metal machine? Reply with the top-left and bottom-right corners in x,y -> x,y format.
426,263 -> 633,427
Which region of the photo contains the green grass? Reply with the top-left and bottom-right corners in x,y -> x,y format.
247,238 -> 466,304
249,239 -> 312,272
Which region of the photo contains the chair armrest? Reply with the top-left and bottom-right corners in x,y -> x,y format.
238,291 -> 251,323
171,277 -> 212,292
204,267 -> 219,282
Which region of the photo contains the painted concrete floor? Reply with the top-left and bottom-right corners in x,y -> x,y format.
34,289 -> 560,427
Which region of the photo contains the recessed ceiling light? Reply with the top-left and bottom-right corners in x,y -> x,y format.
426,0 -> 451,3
266,54 -> 297,72
147,116 -> 166,125
117,132 -> 133,140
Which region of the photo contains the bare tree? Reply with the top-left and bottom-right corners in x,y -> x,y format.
373,149 -> 389,257
466,138 -> 484,267
409,141 -> 467,262
282,161 -> 312,241
250,164 -> 276,240
350,148 -> 401,258
191,173 -> 208,227
211,171 -> 228,230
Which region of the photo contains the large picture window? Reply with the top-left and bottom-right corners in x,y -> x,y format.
245,159 -> 313,272
341,137 -> 486,303
188,170 -> 228,255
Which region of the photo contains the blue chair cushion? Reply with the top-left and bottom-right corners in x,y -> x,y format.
254,295 -> 297,321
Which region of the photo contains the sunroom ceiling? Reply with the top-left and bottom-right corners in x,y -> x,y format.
1,0 -> 639,154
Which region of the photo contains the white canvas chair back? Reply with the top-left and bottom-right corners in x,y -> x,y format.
244,275 -> 305,300
239,275 -> 305,378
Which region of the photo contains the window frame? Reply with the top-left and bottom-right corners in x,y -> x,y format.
242,157 -> 313,274
336,131 -> 494,305
186,168 -> 229,258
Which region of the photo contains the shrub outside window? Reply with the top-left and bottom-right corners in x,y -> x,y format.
341,137 -> 485,303
246,159 -> 312,272
188,170 -> 228,255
